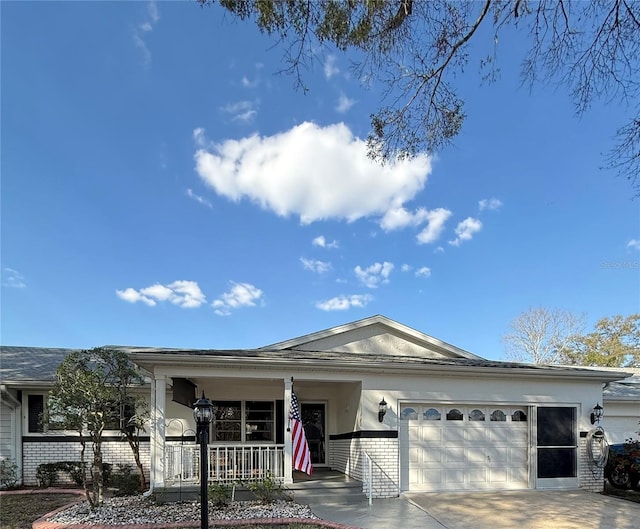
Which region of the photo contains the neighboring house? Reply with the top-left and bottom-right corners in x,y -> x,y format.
1,315 -> 636,496
602,368 -> 640,444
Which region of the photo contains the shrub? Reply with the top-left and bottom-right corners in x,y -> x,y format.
247,473 -> 291,504
109,464 -> 141,496
0,459 -> 19,489
36,461 -> 113,488
208,482 -> 231,508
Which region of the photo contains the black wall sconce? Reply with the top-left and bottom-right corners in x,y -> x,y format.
590,403 -> 604,425
378,397 -> 388,422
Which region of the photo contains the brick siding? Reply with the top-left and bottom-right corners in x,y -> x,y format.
22,439 -> 150,486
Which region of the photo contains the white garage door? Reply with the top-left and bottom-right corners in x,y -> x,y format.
399,404 -> 530,491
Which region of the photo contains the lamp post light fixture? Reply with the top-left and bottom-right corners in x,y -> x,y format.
378,397 -> 388,423
193,392 -> 213,529
590,403 -> 604,425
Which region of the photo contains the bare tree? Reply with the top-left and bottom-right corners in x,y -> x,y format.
503,307 -> 586,364
206,0 -> 640,193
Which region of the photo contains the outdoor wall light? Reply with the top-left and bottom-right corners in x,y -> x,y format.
193,391 -> 213,529
590,403 -> 604,425
378,397 -> 388,423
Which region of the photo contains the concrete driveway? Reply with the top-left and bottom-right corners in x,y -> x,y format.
300,488 -> 640,529
405,490 -> 640,529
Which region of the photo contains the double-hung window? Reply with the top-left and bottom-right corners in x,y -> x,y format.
212,401 -> 275,443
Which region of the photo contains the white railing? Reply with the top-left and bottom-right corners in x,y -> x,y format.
164,443 -> 285,484
362,450 -> 373,505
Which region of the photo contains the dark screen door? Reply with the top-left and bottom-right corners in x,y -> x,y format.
301,403 -> 326,465
537,407 -> 577,479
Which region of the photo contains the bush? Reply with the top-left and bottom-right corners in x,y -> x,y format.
36,461 -> 113,488
109,464 -> 142,496
247,473 -> 291,504
208,482 -> 231,508
0,459 -> 19,489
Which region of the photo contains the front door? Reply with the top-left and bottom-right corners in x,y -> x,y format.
301,402 -> 326,466
536,406 -> 578,489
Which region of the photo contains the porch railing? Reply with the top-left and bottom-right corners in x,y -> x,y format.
164,443 -> 285,484
362,450 -> 373,505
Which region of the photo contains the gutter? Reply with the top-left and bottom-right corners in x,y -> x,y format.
129,352 -> 632,383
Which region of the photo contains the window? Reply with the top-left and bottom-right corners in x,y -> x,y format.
468,409 -> 485,421
423,408 -> 441,421
213,401 -> 242,442
28,395 -> 44,433
512,410 -> 527,422
446,408 -> 463,421
245,401 -> 274,442
105,399 -> 136,431
27,394 -> 131,433
212,401 -> 275,442
400,407 -> 418,420
490,410 -> 507,422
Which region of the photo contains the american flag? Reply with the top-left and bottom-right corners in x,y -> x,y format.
290,390 -> 313,476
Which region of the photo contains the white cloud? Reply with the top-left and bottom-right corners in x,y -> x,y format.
116,280 -> 206,308
449,217 -> 483,246
300,257 -> 331,274
241,75 -> 258,88
2,268 -> 26,288
221,100 -> 258,122
186,188 -> 212,208
479,197 -> 503,211
212,281 -> 263,316
147,1 -> 159,23
324,55 -> 339,79
116,287 -> 156,306
380,207 -> 430,231
415,266 -> 431,278
193,128 -> 207,148
355,262 -> 394,288
312,235 -> 339,249
336,93 -> 356,113
627,239 -> 640,250
416,208 -> 453,244
133,1 -> 159,65
401,264 -> 411,272
193,122 -> 431,225
316,294 -> 372,311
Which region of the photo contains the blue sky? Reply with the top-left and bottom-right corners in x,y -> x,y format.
2,1 -> 638,360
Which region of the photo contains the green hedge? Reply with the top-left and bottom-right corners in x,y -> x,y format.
36,461 -> 113,488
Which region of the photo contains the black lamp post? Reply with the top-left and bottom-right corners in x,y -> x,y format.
193,392 -> 213,529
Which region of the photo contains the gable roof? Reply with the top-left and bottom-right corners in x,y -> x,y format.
259,314 -> 482,360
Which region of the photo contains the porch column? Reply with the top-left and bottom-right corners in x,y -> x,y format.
150,374 -> 167,489
284,378 -> 293,484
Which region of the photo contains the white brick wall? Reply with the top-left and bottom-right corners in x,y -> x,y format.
22,439 -> 150,486
360,438 -> 399,498
579,437 -> 605,492
329,435 -> 399,498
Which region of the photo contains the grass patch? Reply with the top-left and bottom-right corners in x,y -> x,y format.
0,493 -> 80,529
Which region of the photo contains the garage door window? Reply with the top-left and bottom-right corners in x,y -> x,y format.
400,407 -> 418,420
423,408 -> 441,420
490,410 -> 507,421
512,410 -> 527,422
446,408 -> 463,420
469,409 -> 485,421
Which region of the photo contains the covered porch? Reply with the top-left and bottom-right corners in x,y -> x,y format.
146,369 -> 364,490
